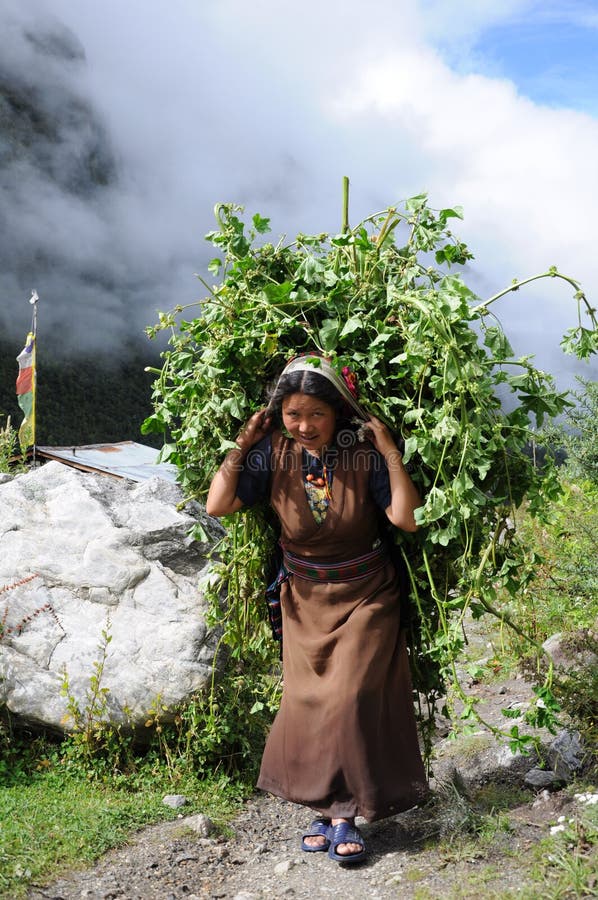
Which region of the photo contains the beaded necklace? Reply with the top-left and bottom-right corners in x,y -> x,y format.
302,449 -> 333,524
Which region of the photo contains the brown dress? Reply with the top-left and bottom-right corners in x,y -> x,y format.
256,432 -> 428,822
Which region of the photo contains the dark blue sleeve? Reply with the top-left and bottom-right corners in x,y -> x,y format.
369,450 -> 392,511
235,435 -> 272,507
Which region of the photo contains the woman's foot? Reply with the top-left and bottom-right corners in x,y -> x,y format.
329,818 -> 361,855
301,817 -> 331,851
328,819 -> 366,862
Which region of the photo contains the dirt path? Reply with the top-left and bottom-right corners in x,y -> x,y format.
26,781 -> 588,900
25,624 -> 597,900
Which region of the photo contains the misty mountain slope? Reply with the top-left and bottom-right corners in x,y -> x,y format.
0,19 -> 114,196
0,5 -> 181,357
0,13 -> 169,445
0,11 -> 124,350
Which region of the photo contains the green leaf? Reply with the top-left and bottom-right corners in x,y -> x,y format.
403,408 -> 426,424
405,193 -> 428,212
402,436 -> 418,463
484,325 -> 514,359
339,316 -> 364,338
423,486 -> 452,522
140,414 -> 165,435
439,206 -> 464,222
370,331 -> 393,347
220,396 -> 246,418
252,213 -> 271,234
318,318 -> 340,351
295,255 -> 327,285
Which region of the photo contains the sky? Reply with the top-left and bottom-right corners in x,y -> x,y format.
1,0 -> 597,391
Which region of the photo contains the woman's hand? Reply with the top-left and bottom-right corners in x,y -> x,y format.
363,415 -> 402,463
364,415 -> 421,532
206,409 -> 272,518
235,409 -> 272,453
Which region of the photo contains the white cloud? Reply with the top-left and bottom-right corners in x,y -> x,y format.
327,42 -> 598,375
0,0 -> 595,383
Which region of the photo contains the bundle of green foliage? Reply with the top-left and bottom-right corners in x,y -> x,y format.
143,184 -> 597,761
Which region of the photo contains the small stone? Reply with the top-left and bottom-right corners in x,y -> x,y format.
524,768 -> 559,790
163,794 -> 187,808
176,852 -> 199,864
233,893 -> 258,900
274,859 -> 296,875
183,813 -> 214,836
498,685 -> 507,695
532,789 -> 552,807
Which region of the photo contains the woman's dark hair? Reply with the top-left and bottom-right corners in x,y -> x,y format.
266,370 -> 348,423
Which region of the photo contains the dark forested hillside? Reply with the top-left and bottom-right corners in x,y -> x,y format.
0,337 -> 162,448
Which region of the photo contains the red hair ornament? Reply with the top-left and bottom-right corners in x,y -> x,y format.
341,366 -> 359,400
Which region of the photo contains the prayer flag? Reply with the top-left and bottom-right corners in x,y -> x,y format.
16,331 -> 36,450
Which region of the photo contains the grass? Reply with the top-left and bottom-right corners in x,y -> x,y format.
0,760 -> 250,898
524,801 -> 598,899
411,793 -> 597,899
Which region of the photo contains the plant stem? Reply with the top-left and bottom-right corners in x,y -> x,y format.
473,271 -> 583,313
342,176 -> 350,234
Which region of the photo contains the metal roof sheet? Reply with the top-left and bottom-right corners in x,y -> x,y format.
36,441 -> 179,483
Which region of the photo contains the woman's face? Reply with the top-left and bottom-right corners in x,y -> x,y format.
281,392 -> 337,455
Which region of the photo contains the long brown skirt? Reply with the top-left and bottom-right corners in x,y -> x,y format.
257,560 -> 429,822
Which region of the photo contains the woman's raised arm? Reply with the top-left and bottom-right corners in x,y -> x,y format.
362,416 -> 421,532
205,410 -> 271,517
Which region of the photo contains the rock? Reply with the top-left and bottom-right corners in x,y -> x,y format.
542,632 -> 597,672
532,789 -> 552,807
524,768 -> 560,790
547,729 -> 584,781
163,794 -> 188,809
183,813 -> 214,837
432,731 -> 534,789
0,462 -> 225,732
274,859 -> 297,875
523,729 -> 584,791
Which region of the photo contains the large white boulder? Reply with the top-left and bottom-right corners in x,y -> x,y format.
0,462 -> 224,731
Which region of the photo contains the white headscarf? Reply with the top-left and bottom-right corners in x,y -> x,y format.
273,355 -> 368,421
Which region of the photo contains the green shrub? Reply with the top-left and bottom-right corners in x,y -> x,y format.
143,188 -> 596,758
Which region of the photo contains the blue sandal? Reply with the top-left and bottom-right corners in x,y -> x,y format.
327,821 -> 366,863
301,817 -> 331,852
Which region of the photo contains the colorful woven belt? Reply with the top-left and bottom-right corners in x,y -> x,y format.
282,545 -> 388,583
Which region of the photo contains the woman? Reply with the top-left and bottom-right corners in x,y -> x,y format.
206,354 -> 428,863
